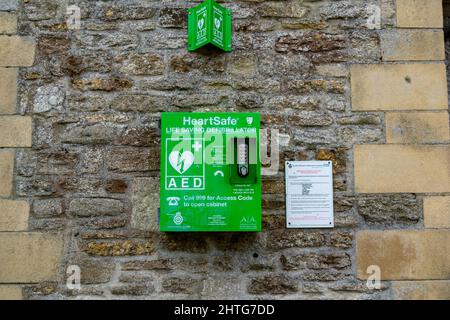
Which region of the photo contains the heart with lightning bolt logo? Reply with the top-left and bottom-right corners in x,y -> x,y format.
169,150 -> 194,174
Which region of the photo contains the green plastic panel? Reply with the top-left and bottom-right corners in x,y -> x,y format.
159,113 -> 261,232
188,0 -> 232,52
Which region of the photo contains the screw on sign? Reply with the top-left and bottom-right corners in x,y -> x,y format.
188,0 -> 232,52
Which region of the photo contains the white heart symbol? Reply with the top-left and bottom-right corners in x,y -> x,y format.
198,18 -> 204,29
169,151 -> 194,174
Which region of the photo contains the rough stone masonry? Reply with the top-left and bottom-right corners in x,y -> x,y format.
0,0 -> 449,300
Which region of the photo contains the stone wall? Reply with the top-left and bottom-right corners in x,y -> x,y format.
0,0 -> 448,300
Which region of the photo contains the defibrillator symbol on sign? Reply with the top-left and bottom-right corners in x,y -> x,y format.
188,0 -> 232,52
169,150 -> 194,174
165,138 -> 205,191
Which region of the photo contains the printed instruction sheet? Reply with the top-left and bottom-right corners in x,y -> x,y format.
285,161 -> 334,228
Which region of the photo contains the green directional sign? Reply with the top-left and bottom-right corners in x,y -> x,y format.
188,0 -> 232,52
160,113 -> 261,232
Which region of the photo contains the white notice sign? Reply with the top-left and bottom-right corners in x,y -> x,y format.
285,161 -> 334,228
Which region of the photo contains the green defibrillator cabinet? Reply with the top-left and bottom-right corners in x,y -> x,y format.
159,113 -> 261,232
